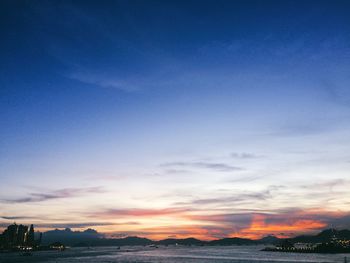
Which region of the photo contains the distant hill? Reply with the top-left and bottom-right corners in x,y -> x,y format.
257,235 -> 281,245
39,228 -> 350,247
40,228 -> 266,247
157,237 -> 205,246
71,236 -> 154,247
41,229 -> 153,246
289,229 -> 350,244
208,237 -> 257,246
41,228 -> 104,245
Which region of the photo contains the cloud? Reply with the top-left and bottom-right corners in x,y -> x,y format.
1,216 -> 37,220
189,209 -> 350,239
177,186 -> 281,207
0,221 -> 141,231
244,209 -> 350,238
68,71 -> 139,92
163,169 -> 190,175
230,152 -> 260,159
161,161 -> 242,172
261,208 -> 350,230
301,179 -> 349,191
226,175 -> 262,183
328,214 -> 350,229
238,214 -> 327,239
90,207 -> 189,218
189,192 -> 271,206
2,187 -> 105,203
33,221 -> 138,229
187,213 -> 254,236
103,209 -> 350,240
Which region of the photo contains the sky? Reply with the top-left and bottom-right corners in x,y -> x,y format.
1,0 -> 350,240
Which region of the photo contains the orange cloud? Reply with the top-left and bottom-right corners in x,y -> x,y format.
235,214 -> 327,239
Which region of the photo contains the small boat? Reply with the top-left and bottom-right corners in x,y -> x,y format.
149,244 -> 159,248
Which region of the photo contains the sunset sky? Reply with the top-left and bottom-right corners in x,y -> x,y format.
1,0 -> 350,240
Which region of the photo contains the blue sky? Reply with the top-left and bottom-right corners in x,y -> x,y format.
1,0 -> 350,239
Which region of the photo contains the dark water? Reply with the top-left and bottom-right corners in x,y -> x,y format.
0,246 -> 348,263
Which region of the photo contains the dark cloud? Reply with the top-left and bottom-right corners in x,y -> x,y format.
191,213 -> 252,223
256,209 -> 350,230
328,214 -> 350,229
161,161 -> 242,172
2,187 -> 105,203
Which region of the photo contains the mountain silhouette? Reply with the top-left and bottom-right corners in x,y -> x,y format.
38,228 -> 350,247
289,229 -> 350,244
208,237 -> 257,246
157,238 -> 204,246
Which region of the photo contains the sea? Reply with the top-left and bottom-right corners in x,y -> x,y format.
0,245 -> 348,263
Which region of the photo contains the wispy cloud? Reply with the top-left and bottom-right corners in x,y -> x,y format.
0,221 -> 140,230
2,187 -> 105,203
190,192 -> 269,206
90,207 -> 189,219
176,186 -> 281,207
1,216 -> 37,220
230,152 -> 260,159
226,175 -> 262,183
161,161 -> 243,172
301,179 -> 349,191
68,71 -> 139,92
34,221 -> 138,229
163,169 -> 190,175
